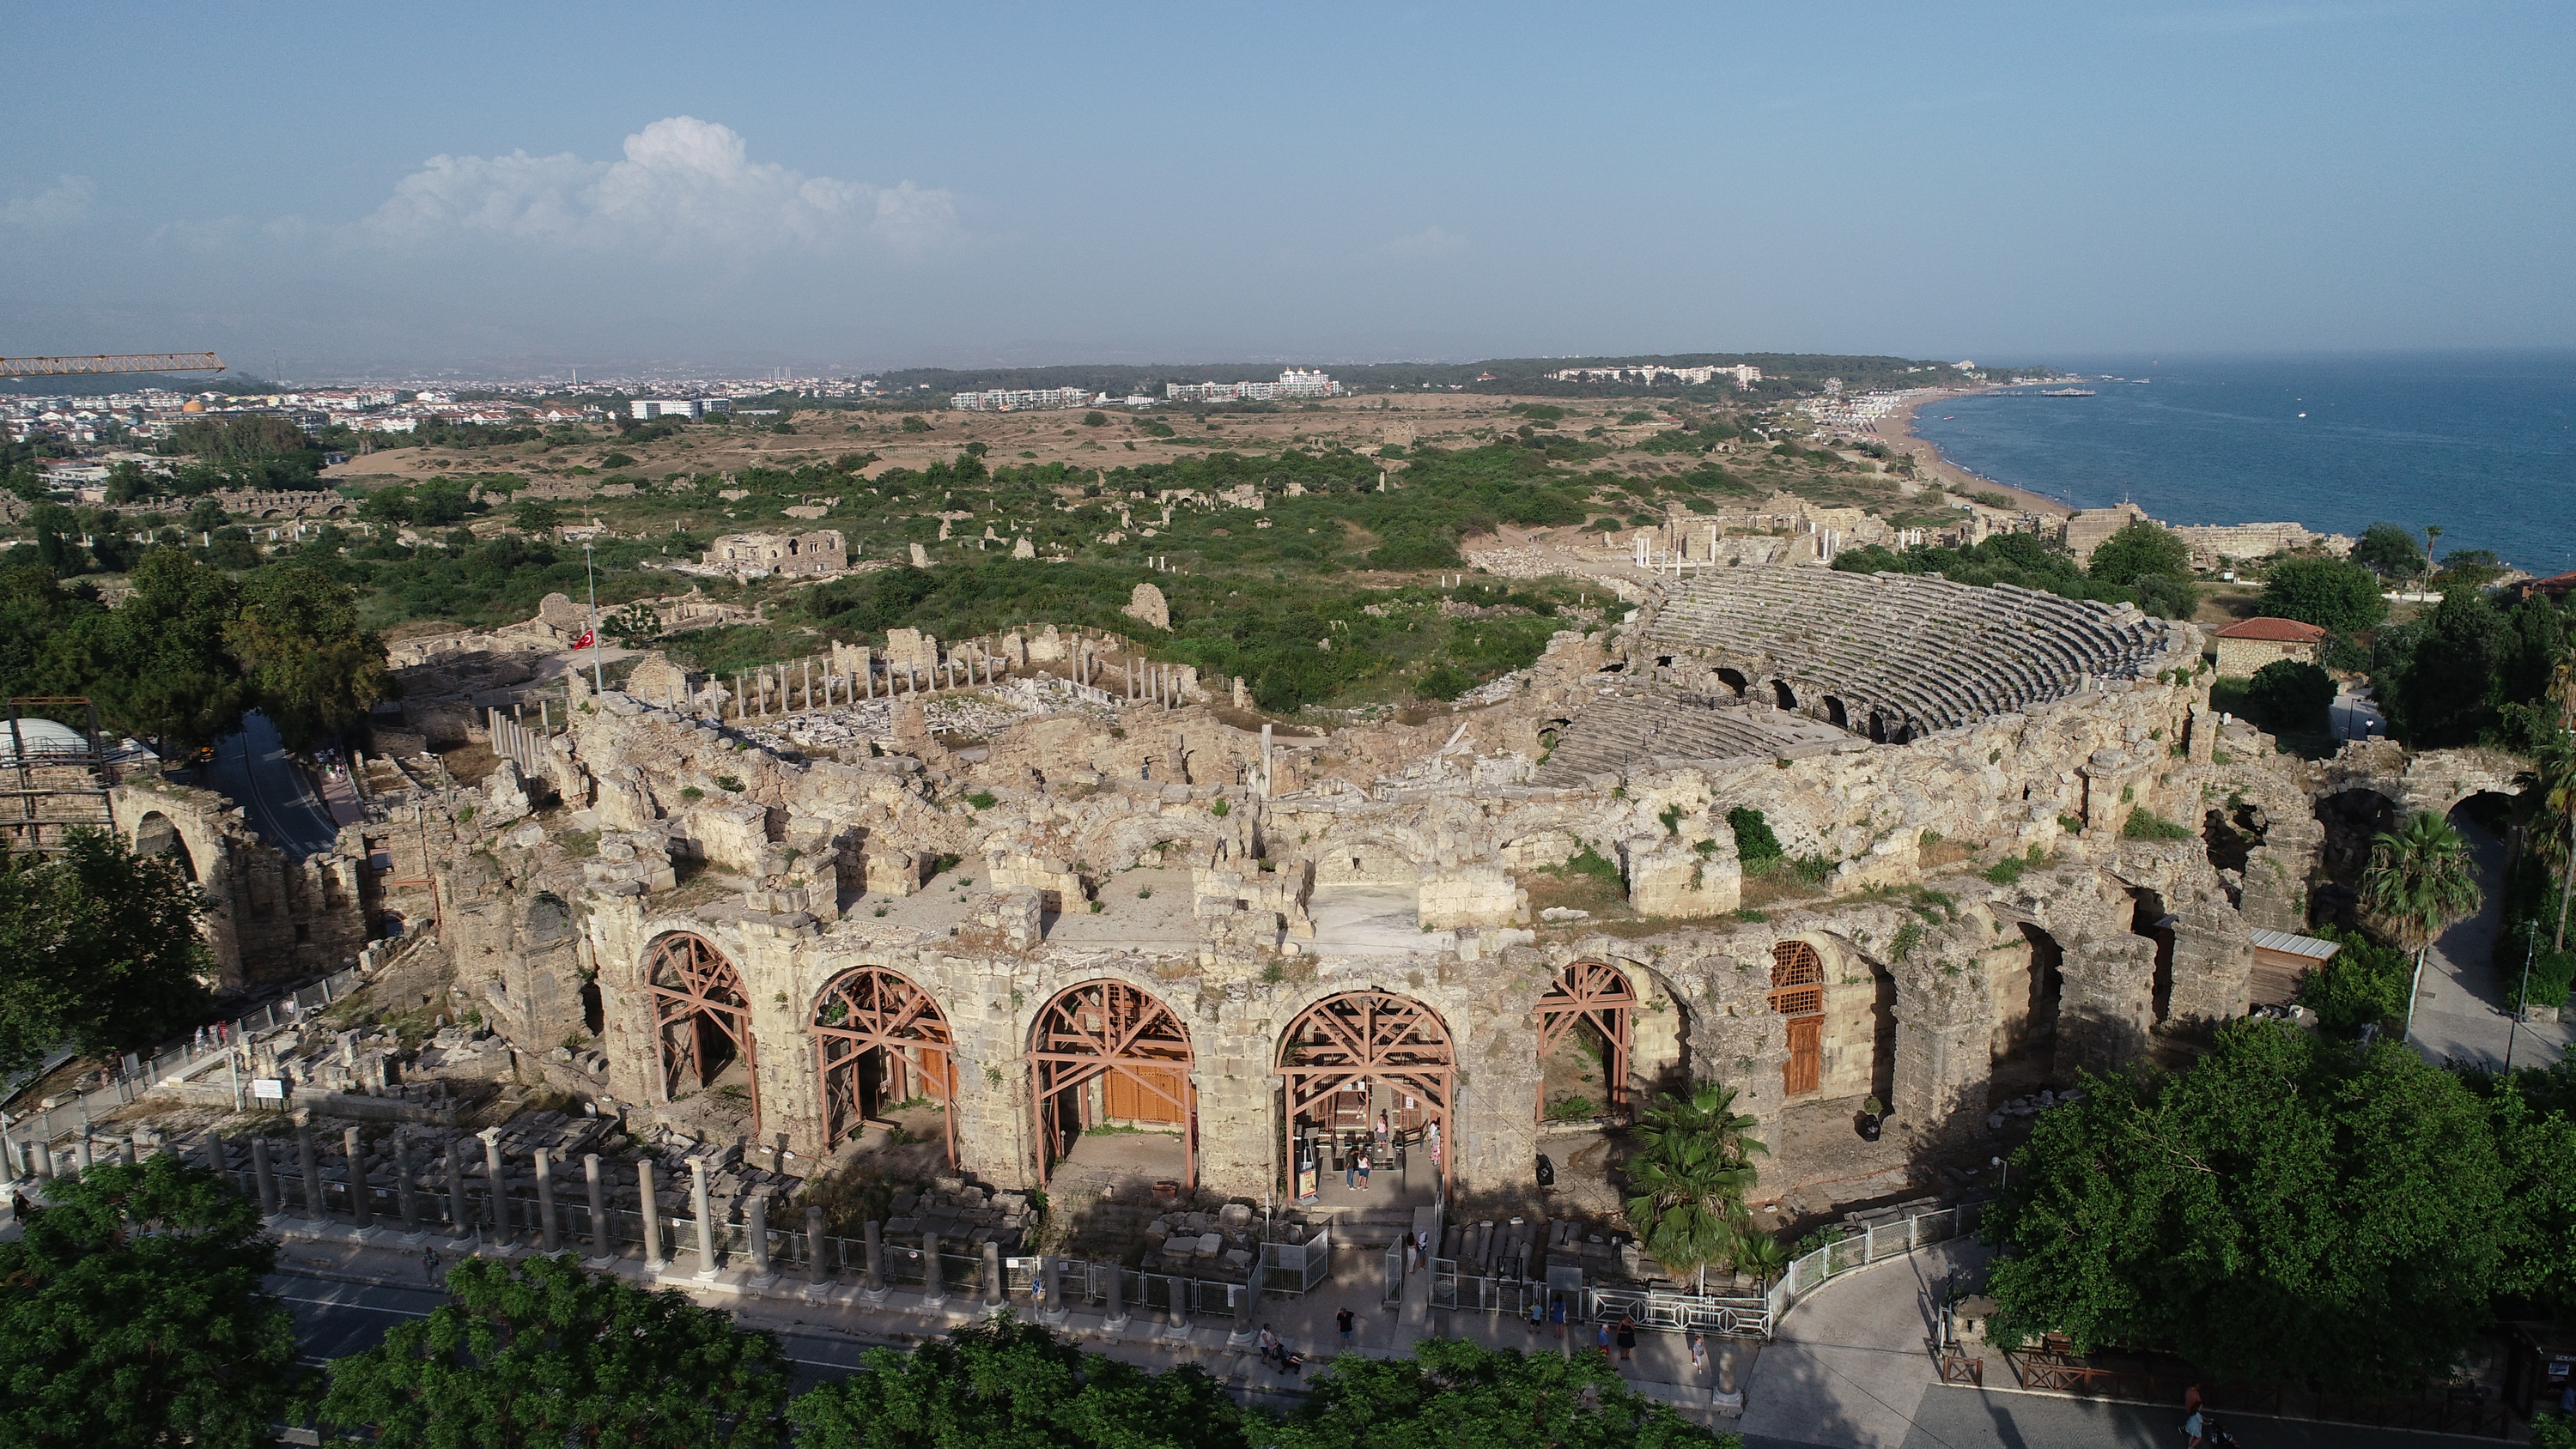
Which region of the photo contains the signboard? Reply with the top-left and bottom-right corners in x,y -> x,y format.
1295,1155 -> 1318,1203
251,1078 -> 286,1101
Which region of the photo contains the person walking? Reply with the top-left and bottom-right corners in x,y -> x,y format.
1550,1295 -> 1567,1339
1258,1323 -> 1282,1370
1335,1306 -> 1356,1349
1356,1149 -> 1370,1191
420,1246 -> 440,1285
1615,1314 -> 1637,1364
1691,1331 -> 1709,1379
1343,1149 -> 1355,1191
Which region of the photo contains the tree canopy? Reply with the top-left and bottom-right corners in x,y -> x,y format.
1984,1020 -> 2576,1392
2241,658 -> 2333,737
2257,555 -> 2388,634
1266,1337 -> 1735,1449
1621,1084 -> 1766,1294
0,1155 -> 304,1449
790,1315 -> 1243,1449
2085,520 -> 2191,588
2352,522 -> 2427,579
0,829 -> 213,1079
316,1253 -> 792,1449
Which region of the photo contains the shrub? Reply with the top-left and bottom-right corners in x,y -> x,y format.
2298,926 -> 2415,1033
2245,658 -> 2335,736
1728,806 -> 1783,868
964,790 -> 997,810
2121,809 -> 2195,840
1209,797 -> 1230,817
1564,844 -> 1623,889
714,774 -> 744,793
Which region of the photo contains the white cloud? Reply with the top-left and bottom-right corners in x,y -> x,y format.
362,117 -> 958,257
1382,226 -> 1468,259
1,176 -> 94,229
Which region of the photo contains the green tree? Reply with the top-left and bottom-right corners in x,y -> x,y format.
2085,519 -> 2190,587
42,547 -> 249,755
2394,587 -> 2509,745
2243,658 -> 2333,736
0,1153 -> 303,1449
226,563 -> 390,754
2294,926 -> 2413,1034
2259,555 -> 2388,634
1621,1083 -> 1766,1294
789,1315 -> 1242,1449
513,497 -> 562,533
315,1253 -> 790,1449
0,829 -> 214,1078
2360,809 -> 2482,1040
181,496 -> 228,535
2353,521 -> 2427,579
1984,1020 -> 2527,1392
1267,1337 -> 1735,1449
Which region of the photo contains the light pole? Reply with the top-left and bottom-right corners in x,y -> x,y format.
583,543 -> 605,698
2506,933 -> 2535,1074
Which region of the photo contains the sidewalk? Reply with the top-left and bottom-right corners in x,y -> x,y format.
258,1221 -> 1732,1423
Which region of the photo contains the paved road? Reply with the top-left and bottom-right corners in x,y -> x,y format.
2409,815 -> 2575,1070
204,712 -> 340,858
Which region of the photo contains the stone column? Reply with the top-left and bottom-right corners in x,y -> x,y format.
1104,1260 -> 1127,1331
251,1137 -> 281,1216
1167,1274 -> 1189,1337
585,1154 -> 610,1258
533,1149 -> 559,1252
981,1240 -> 1004,1310
446,1139 -> 471,1237
1040,1255 -> 1065,1324
393,1137 -> 420,1235
483,1134 -> 509,1241
118,1137 -> 137,1168
690,1158 -> 717,1277
746,1194 -> 774,1280
921,1232 -> 945,1305
76,1131 -> 94,1173
343,1127 -> 373,1233
639,1160 -> 665,1272
297,1126 -> 327,1223
806,1206 -> 828,1286
862,1218 -> 886,1299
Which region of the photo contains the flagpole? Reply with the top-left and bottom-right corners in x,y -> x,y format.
585,542 -> 605,697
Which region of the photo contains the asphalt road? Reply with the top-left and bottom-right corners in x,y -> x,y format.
204,712 -> 341,858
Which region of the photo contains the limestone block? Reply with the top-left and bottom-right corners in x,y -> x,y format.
1623,837 -> 1741,918
485,761 -> 534,824
1124,584 -> 1170,631
690,803 -> 770,875
1418,866 -> 1522,930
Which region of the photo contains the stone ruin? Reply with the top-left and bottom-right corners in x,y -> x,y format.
393,562 -> 2512,1235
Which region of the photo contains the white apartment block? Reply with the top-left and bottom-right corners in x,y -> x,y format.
1163,368 -> 1346,403
947,386 -> 1096,413
630,398 -> 735,421
1543,364 -> 1762,389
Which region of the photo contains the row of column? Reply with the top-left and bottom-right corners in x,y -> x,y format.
1125,659 -> 1187,709
724,651 -> 1011,721
6,1128 -> 140,1181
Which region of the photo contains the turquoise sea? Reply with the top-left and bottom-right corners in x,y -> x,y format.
1906,351 -> 2576,574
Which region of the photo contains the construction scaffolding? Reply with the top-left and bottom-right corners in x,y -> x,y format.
2,699 -> 117,853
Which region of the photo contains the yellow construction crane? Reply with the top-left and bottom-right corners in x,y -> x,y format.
0,352 -> 226,379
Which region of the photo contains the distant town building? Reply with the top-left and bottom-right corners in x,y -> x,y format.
948,386 -> 1096,413
1543,363 -> 1760,389
702,529 -> 848,579
630,398 -> 735,421
2209,617 -> 2327,677
1163,369 -> 1346,403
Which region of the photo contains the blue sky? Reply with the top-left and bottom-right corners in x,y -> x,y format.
2,1 -> 2567,376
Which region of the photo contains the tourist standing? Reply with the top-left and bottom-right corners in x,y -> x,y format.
1616,1314 -> 1637,1363
1356,1149 -> 1370,1191
1550,1295 -> 1567,1340
1336,1306 -> 1356,1348
1691,1331 -> 1709,1379
1258,1323 -> 1282,1369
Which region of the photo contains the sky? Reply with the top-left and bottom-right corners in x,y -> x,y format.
1,1 -> 2569,378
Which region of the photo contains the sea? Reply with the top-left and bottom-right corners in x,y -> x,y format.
1905,350 -> 2576,575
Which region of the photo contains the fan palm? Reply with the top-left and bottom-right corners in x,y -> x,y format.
2360,809 -> 2484,1040
1622,1083 -> 1767,1294
1734,1229 -> 1793,1289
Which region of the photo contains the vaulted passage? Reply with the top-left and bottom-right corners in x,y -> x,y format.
1027,979 -> 1195,1187
1279,991 -> 1455,1196
647,933 -> 759,1136
813,966 -> 957,1167
1536,960 -> 1637,1123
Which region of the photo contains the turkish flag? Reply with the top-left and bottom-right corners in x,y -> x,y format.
574,629 -> 595,649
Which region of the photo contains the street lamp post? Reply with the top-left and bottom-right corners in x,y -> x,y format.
583,543 -> 605,697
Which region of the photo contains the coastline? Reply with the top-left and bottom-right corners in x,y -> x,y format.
1868,386 -> 2074,519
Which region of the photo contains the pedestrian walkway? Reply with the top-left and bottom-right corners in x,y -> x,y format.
2413,816 -> 2575,1070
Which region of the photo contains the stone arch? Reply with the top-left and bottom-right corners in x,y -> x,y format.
1768,939 -> 1826,1097
2312,787 -> 2403,929
2001,923 -> 2064,1062
645,932 -> 760,1135
1715,667 -> 1749,698
1536,959 -> 1639,1123
1772,678 -> 1797,711
1309,822 -> 1434,888
1822,695 -> 1850,731
1026,978 -> 1195,1188
2128,888 -> 2178,1023
133,809 -> 198,882
523,891 -> 575,948
1070,812 -> 1234,875
811,964 -> 957,1167
1278,991 -> 1455,1196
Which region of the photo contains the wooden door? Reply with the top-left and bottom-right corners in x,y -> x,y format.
1104,1067 -> 1187,1125
1783,1017 -> 1822,1096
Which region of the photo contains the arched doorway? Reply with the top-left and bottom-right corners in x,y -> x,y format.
134,811 -> 197,881
1536,960 -> 1637,1123
647,933 -> 760,1134
812,966 -> 957,1167
1772,679 -> 1798,711
1278,991 -> 1456,1196
1822,696 -> 1849,730
1715,667 -> 1749,698
1768,941 -> 1825,1097
1026,979 -> 1195,1188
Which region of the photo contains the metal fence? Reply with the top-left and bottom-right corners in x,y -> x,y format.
1763,1203 -> 1980,1325
1257,1222 -> 1332,1294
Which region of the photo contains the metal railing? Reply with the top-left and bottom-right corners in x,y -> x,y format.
1764,1203 -> 1980,1325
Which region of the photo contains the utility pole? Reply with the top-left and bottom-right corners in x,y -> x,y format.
2507,933 -> 2535,1074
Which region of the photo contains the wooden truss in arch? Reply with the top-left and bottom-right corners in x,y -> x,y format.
1536,959 -> 1639,1121
647,932 -> 761,1136
1025,979 -> 1195,1188
1277,991 -> 1456,1193
812,965 -> 957,1168
1767,940 -> 1826,1017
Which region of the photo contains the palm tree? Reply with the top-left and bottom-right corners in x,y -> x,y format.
1734,1230 -> 1792,1290
1622,1083 -> 1767,1294
2360,810 -> 2484,1041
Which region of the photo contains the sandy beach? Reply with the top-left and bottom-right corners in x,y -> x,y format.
1868,387 -> 2071,519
